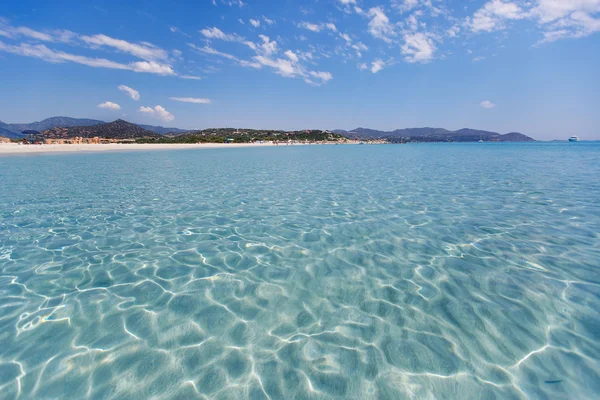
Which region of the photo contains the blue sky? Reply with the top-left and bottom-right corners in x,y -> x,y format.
0,0 -> 599,140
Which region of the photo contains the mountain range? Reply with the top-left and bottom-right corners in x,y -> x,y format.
0,116 -> 536,142
333,127 -> 534,142
0,117 -> 186,138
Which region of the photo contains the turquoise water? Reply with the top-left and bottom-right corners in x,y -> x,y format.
1,143 -> 599,399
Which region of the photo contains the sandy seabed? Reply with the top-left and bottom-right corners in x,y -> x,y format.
0,142 -> 322,155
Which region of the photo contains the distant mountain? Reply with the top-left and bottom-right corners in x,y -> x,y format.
1,116 -> 187,136
37,120 -> 160,140
333,127 -> 535,142
7,117 -> 105,133
138,124 -> 187,135
0,126 -> 22,139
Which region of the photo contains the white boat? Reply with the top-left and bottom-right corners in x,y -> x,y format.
568,136 -> 579,142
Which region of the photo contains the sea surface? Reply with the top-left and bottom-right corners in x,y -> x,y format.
1,143 -> 599,399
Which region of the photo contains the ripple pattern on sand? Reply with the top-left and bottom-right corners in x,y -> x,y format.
1,143 -> 600,399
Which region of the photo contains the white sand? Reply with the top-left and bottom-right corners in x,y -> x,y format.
0,142 -> 326,155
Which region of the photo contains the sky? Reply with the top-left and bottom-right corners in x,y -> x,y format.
0,0 -> 599,140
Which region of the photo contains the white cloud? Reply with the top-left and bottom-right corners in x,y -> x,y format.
401,32 -> 436,63
447,25 -> 460,37
367,7 -> 396,43
81,34 -> 169,61
284,49 -> 299,62
253,55 -> 297,77
200,27 -> 240,41
180,74 -> 202,80
169,97 -> 212,104
258,35 -> 277,55
352,42 -> 368,57
467,0 -> 525,32
98,101 -> 121,110
371,59 -> 385,73
129,61 -> 175,75
189,43 -> 239,60
0,40 -> 130,70
357,62 -> 368,70
481,100 -> 496,108
199,27 -> 257,50
337,0 -> 357,13
298,22 -> 338,33
309,71 -> 333,82
465,1 -> 600,43
533,0 -> 600,43
0,20 -> 72,42
250,19 -> 261,28
140,105 -> 174,121
215,0 -> 245,6
299,22 -> 321,32
392,0 -> 421,13
118,85 -> 140,101
263,16 -> 275,25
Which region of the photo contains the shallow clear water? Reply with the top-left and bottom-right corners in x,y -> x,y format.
1,143 -> 599,399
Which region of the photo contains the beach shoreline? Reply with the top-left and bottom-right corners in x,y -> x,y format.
0,142 -> 342,155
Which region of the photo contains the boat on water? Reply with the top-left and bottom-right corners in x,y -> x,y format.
568,136 -> 579,142
478,139 -> 484,143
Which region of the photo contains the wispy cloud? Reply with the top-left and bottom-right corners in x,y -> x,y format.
81,34 -> 169,61
169,97 -> 211,104
118,85 -> 140,101
481,100 -> 496,109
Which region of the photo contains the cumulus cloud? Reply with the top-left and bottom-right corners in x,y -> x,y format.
129,61 -> 175,75
263,16 -> 275,25
284,49 -> 299,62
367,7 -> 396,43
533,0 -> 600,43
298,22 -> 338,33
200,27 -> 240,41
250,19 -> 261,28
481,100 -> 496,108
371,59 -> 385,73
140,105 -> 174,121
401,32 -> 436,63
465,1 -> 600,44
118,85 -> 140,101
169,97 -> 212,104
98,101 -> 121,110
466,0 -> 526,33
357,62 -> 368,70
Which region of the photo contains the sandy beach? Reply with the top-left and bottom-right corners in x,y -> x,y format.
0,142 -> 320,155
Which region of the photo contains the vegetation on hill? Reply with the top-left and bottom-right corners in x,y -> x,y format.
35,120 -> 160,140
136,128 -> 343,144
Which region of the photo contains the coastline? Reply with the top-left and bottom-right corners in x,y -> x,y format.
0,142 -> 340,155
